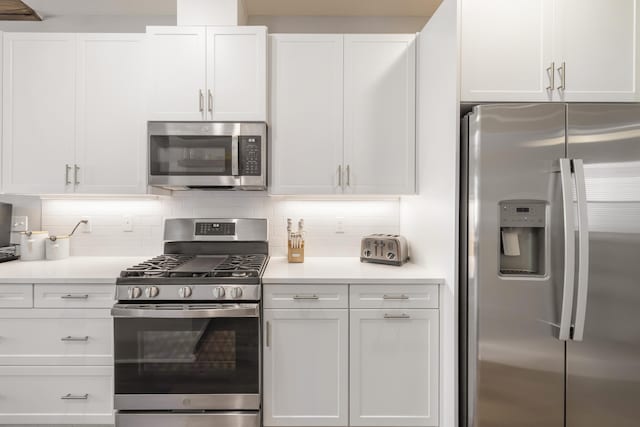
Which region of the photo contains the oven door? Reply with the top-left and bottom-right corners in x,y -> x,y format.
112,303 -> 260,411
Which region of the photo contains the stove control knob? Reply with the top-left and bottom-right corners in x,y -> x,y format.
128,287 -> 142,299
212,287 -> 226,299
145,286 -> 160,298
230,287 -> 243,299
178,286 -> 192,298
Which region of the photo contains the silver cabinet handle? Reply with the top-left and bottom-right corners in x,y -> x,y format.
265,321 -> 271,348
557,62 -> 566,91
572,159 -> 589,341
346,165 -> 351,187
208,89 -> 213,113
65,164 -> 72,185
384,313 -> 411,319
61,393 -> 88,400
61,336 -> 89,342
61,294 -> 89,300
74,164 -> 80,185
199,89 -> 204,112
383,294 -> 409,300
292,295 -> 320,300
558,158 -> 576,341
231,135 -> 239,176
338,165 -> 342,187
546,62 -> 555,91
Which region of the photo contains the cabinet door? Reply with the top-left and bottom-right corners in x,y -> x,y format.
206,27 -> 267,121
146,26 -> 206,121
263,309 -> 348,427
350,309 -> 439,427
555,0 -> 640,101
460,0 -> 555,101
2,33 -> 76,194
344,35 -> 416,195
270,34 -> 344,194
75,34 -> 146,194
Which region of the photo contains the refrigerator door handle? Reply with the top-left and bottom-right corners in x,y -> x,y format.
571,159 -> 589,341
558,158 -> 576,341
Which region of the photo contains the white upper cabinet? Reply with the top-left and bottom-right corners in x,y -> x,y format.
461,0 -> 640,102
344,35 -> 416,195
270,34 -> 416,195
461,0 -> 554,102
147,26 -> 267,122
146,26 -> 207,121
2,33 -> 77,194
75,34 -> 146,194
206,27 -> 267,121
270,34 -> 344,195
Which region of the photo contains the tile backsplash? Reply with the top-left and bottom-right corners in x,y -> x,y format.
41,194 -> 400,257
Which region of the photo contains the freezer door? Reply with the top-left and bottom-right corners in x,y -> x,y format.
464,104 -> 567,427
566,104 -> 640,427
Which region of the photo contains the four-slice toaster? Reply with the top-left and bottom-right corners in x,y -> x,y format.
360,234 -> 409,266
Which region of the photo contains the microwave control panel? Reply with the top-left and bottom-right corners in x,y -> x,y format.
239,136 -> 262,176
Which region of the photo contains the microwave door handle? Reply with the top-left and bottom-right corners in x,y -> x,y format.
231,135 -> 239,176
558,158 -> 576,341
572,159 -> 589,341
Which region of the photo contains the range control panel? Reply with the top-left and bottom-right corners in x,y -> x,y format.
239,136 -> 262,176
499,201 -> 546,228
195,222 -> 236,236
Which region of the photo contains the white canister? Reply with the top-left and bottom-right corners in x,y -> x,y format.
45,235 -> 70,260
20,231 -> 49,261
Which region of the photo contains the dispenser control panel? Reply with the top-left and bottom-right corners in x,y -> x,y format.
500,202 -> 546,228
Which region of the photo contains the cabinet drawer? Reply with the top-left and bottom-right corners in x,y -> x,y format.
0,285 -> 33,308
264,285 -> 348,309
0,365 -> 113,424
349,284 -> 439,309
34,284 -> 115,308
0,317 -> 112,365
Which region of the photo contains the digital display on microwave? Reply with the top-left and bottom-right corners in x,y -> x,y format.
195,222 -> 236,236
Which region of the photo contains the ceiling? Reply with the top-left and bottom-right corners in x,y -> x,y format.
22,0 -> 440,18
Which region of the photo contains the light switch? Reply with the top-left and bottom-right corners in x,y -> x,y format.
11,216 -> 28,232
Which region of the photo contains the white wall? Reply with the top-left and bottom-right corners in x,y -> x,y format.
399,0 -> 460,426
248,15 -> 428,33
41,194 -> 400,257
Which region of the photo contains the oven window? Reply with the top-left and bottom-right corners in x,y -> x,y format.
114,317 -> 259,394
150,135 -> 232,176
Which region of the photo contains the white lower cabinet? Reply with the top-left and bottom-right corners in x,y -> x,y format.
263,308 -> 349,427
350,309 -> 439,427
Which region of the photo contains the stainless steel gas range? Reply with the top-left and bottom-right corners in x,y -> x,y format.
111,218 -> 268,427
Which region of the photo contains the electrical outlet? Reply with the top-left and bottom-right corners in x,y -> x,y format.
81,216 -> 91,233
335,217 -> 345,234
11,216 -> 28,232
123,215 -> 133,232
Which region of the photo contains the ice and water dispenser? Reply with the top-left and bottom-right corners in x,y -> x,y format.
499,200 -> 547,276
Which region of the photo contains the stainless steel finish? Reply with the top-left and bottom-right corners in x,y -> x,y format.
383,294 -> 409,300
74,164 -> 80,185
463,104 -> 567,427
265,320 -> 271,347
61,336 -> 89,342
114,394 -> 261,411
231,287 -> 243,299
566,104 -> 640,427
292,294 -> 319,300
111,303 -> 259,318
546,62 -> 555,91
208,89 -> 213,113
213,286 -> 226,298
61,393 -> 88,400
557,62 -> 566,91
65,164 -> 72,185
231,135 -> 240,176
199,89 -> 204,112
147,122 -> 267,190
115,410 -> 260,427
338,164 -> 342,187
144,286 -> 159,298
164,218 -> 268,242
346,164 -> 351,186
178,286 -> 192,298
117,283 -> 261,302
383,313 -> 410,319
360,234 -> 409,266
559,158 -> 576,341
572,158 -> 589,341
128,286 -> 142,299
60,294 -> 89,300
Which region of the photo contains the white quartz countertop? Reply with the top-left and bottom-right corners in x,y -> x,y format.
0,256 -> 150,284
263,257 -> 442,284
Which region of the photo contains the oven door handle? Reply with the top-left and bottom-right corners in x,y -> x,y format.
111,304 -> 259,318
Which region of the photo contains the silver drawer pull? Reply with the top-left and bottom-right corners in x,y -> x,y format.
292,295 -> 320,300
61,393 -> 89,400
61,336 -> 89,342
384,313 -> 411,319
383,294 -> 409,300
61,294 -> 89,300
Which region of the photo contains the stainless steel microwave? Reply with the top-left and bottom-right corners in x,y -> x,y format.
148,122 -> 267,191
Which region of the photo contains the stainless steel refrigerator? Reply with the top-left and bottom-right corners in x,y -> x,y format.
460,103 -> 640,427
